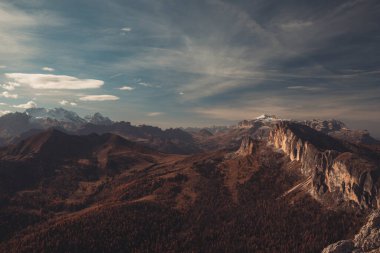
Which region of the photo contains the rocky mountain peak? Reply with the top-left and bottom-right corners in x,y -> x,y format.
237,114 -> 282,129
85,112 -> 113,125
25,107 -> 86,124
255,114 -> 279,120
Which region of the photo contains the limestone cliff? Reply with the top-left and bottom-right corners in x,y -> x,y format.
236,136 -> 255,156
269,122 -> 379,208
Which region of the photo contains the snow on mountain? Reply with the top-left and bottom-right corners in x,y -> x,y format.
255,114 -> 279,120
237,114 -> 283,128
84,112 -> 113,125
25,108 -> 86,124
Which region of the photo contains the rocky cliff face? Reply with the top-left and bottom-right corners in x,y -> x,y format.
235,136 -> 255,156
323,210 -> 380,253
269,122 -> 379,208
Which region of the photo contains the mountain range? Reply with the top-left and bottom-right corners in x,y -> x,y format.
0,109 -> 379,252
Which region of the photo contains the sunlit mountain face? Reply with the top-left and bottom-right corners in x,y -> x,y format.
0,1 -> 380,252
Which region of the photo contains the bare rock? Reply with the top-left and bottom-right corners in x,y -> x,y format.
323,211 -> 380,253
235,136 -> 255,156
269,122 -> 379,208
321,240 -> 355,253
354,211 -> 380,251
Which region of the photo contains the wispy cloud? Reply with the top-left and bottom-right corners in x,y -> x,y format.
0,91 -> 18,99
5,73 -> 104,89
147,112 -> 163,117
118,86 -> 134,91
138,82 -> 160,88
13,100 -> 37,109
280,20 -> 313,30
121,27 -> 132,32
42,67 -> 55,72
79,95 -> 119,101
287,86 -> 327,91
0,2 -> 67,63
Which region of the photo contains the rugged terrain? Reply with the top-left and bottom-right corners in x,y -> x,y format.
0,111 -> 379,252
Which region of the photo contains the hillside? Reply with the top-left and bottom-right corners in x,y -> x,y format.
1,123 -> 378,252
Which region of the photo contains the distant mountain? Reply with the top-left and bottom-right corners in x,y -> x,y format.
0,112 -> 39,138
236,114 -> 283,129
77,122 -> 200,154
0,108 -> 199,154
0,108 -> 92,143
303,118 -> 346,133
232,115 -> 380,146
0,129 -> 156,193
84,112 -> 113,125
26,108 -> 86,125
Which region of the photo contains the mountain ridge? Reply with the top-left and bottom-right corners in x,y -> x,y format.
0,110 -> 379,252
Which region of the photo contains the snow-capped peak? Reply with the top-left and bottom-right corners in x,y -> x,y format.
25,107 -> 86,124
84,112 -> 113,125
255,114 -> 279,121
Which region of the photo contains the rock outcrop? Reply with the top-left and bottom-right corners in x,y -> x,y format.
303,119 -> 346,133
236,136 -> 255,156
321,240 -> 355,253
269,122 -> 379,208
322,211 -> 380,252
303,119 -> 379,145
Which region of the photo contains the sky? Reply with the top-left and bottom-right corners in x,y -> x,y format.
0,0 -> 379,136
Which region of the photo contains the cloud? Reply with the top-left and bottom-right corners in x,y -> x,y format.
1,91 -> 18,98
0,2 -> 67,63
147,112 -> 163,116
42,67 -> 55,72
0,3 -> 39,61
0,110 -> 11,116
13,100 -> 37,109
280,21 -> 313,30
0,102 -> 7,106
0,82 -> 20,91
121,27 -> 132,32
287,86 -> 327,91
59,100 -> 77,106
118,86 -> 134,91
138,82 -> 151,87
5,73 -> 104,89
79,95 -> 119,101
59,100 -> 69,105
138,82 -> 160,88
